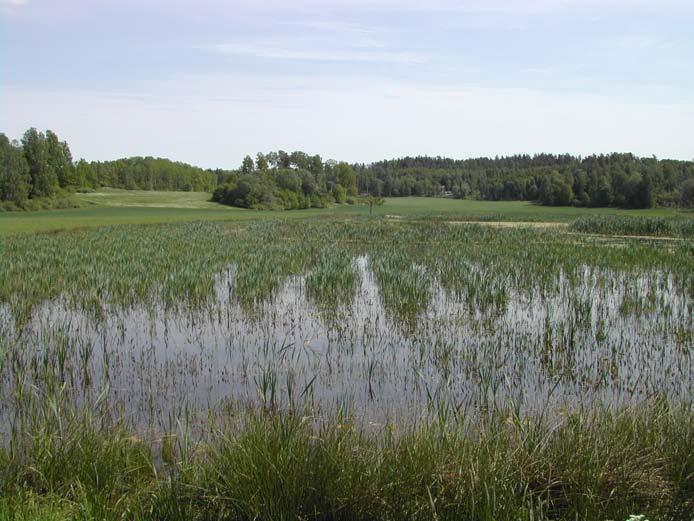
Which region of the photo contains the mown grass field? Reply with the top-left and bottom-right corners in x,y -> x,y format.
0,189 -> 690,235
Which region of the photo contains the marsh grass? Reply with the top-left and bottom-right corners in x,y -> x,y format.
0,399 -> 691,520
0,218 -> 692,519
570,215 -> 694,238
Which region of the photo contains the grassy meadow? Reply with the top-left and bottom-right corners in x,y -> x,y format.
0,189 -> 690,235
0,192 -> 692,520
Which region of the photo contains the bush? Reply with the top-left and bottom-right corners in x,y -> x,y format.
333,183 -> 347,203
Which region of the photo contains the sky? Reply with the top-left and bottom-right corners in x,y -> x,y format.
1,0 -> 693,168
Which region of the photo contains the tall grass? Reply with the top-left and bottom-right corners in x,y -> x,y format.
0,218 -> 692,519
0,401 -> 691,520
570,215 -> 694,238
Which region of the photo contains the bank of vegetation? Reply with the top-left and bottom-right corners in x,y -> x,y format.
0,129 -> 220,211
0,219 -> 692,519
212,151 -> 694,210
1,402 -> 691,521
570,215 -> 694,238
357,154 -> 694,209
2,129 -> 694,211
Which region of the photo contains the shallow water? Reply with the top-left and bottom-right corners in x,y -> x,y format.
0,255 -> 691,435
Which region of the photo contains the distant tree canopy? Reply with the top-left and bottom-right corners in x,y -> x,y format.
214,151 -> 694,210
354,153 -> 693,209
0,128 -> 76,206
1,128 -> 222,208
212,150 -> 356,210
78,157 -> 218,192
0,134 -> 30,204
2,129 -> 693,211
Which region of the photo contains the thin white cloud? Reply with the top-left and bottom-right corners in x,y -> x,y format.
292,20 -> 379,37
603,35 -> 663,51
5,77 -> 693,168
220,0 -> 694,15
202,42 -> 428,65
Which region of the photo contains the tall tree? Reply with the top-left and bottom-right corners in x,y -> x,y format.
21,128 -> 59,198
0,134 -> 30,204
241,155 -> 255,174
333,162 -> 358,196
277,150 -> 291,169
46,130 -> 75,188
255,153 -> 269,172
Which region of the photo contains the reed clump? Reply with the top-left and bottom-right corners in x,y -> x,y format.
0,402 -> 691,521
570,215 -> 694,238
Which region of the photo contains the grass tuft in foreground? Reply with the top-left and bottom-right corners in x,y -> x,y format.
0,400 -> 692,520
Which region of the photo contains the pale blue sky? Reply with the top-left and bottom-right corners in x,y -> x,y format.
2,0 -> 693,168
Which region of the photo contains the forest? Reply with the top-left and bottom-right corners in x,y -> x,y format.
357,154 -> 694,208
214,151 -> 694,210
0,128 -> 219,209
2,129 -> 693,210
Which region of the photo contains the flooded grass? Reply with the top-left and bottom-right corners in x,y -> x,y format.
0,219 -> 692,519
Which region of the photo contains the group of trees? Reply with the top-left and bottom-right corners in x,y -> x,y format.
0,128 -> 222,208
214,151 -> 694,210
212,152 -> 359,210
0,129 -> 75,205
355,154 -> 694,208
3,129 -> 694,211
75,157 -> 217,192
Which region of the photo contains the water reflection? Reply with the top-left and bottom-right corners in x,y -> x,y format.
0,256 -> 691,435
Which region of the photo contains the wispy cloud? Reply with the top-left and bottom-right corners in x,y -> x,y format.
603,35 -> 663,51
6,79 -> 693,167
223,0 -> 694,15
202,42 -> 428,64
0,0 -> 27,7
3,0 -> 693,165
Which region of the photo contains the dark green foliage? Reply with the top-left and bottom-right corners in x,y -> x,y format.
217,150 -> 694,211
0,134 -> 30,205
3,126 -> 694,212
357,153 -> 694,209
45,130 -> 76,189
0,128 -> 81,207
539,172 -> 574,206
2,127 -> 222,208
332,183 -> 347,203
241,155 -> 254,175
213,153 -> 361,210
81,156 -> 218,191
680,179 -> 694,208
21,128 -> 60,198
211,153 -> 341,210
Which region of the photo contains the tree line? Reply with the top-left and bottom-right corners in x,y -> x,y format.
355,153 -> 694,208
0,128 -> 219,208
214,151 -> 694,210
0,129 -> 75,206
212,152 -> 358,210
3,129 -> 693,210
77,157 -> 217,192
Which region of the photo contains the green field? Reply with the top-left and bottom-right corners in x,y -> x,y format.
0,189 -> 689,235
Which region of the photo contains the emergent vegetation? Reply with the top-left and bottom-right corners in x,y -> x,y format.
0,217 -> 692,519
